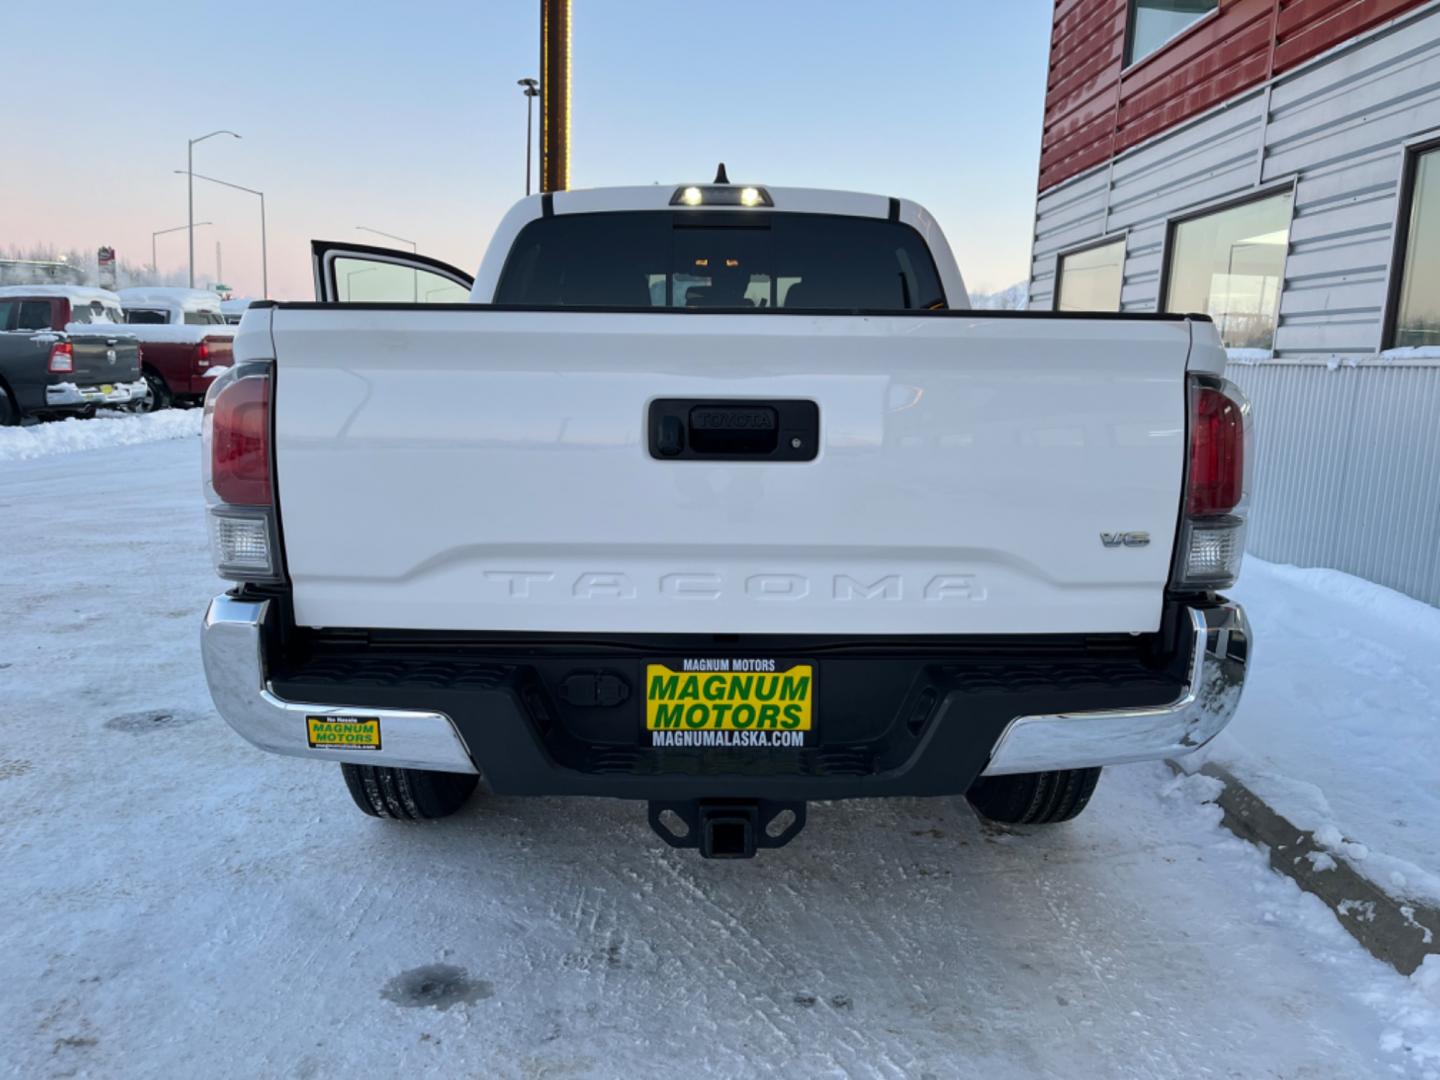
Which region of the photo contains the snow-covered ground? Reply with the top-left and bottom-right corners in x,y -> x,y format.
0,408 -> 201,463
1219,561 -> 1440,906
2,432 -> 1437,1078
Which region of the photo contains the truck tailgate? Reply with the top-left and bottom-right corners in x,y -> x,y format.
271,309 -> 1195,635
68,331 -> 141,384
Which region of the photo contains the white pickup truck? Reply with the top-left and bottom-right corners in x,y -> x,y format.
201,178 -> 1252,858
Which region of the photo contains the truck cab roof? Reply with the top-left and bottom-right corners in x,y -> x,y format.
0,284 -> 124,306
473,183 -> 968,308
117,287 -> 225,314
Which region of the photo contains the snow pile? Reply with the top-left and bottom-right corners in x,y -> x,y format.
0,410 -> 202,464
1204,558 -> 1440,905
1225,347 -> 1272,365
968,282 -> 1029,310
1368,955 -> 1440,1073
1162,769 -> 1440,1077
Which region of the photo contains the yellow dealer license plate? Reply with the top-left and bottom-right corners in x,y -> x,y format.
306,715 -> 381,750
645,659 -> 814,749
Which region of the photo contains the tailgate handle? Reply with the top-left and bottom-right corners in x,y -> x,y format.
648,399 -> 818,461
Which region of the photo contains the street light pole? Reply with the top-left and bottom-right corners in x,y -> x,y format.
175,170 -> 268,298
153,221 -> 212,280
355,226 -> 418,302
187,129 -> 241,287
518,78 -> 539,196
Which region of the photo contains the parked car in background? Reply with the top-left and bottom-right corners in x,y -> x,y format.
220,298 -> 252,325
0,285 -> 145,424
117,287 -> 234,409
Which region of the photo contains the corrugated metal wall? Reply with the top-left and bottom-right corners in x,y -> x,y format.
1039,0 -> 1430,192
1230,363 -> 1440,605
1032,2 -> 1440,342
1030,3 -> 1440,603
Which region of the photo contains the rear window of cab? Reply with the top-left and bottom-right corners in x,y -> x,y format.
495,211 -> 947,311
65,300 -> 125,325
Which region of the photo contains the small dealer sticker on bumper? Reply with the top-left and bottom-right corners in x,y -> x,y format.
645,659 -> 814,748
306,715 -> 381,750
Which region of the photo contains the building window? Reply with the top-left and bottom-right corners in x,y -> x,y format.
1056,239 -> 1126,311
1126,0 -> 1219,66
1163,190 -> 1293,350
1391,145 -> 1440,349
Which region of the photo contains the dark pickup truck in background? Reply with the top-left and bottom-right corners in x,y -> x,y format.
0,286 -> 146,425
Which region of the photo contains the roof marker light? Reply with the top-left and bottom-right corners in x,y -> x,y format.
669,185 -> 774,208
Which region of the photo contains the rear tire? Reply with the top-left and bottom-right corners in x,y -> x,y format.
340,764 -> 478,820
140,371 -> 171,412
966,767 -> 1101,825
0,385 -> 18,427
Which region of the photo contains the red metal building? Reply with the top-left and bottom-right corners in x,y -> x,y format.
1027,0 -> 1440,606
1040,0 -> 1433,192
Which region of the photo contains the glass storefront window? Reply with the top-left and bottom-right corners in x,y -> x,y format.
1392,147 -> 1440,349
1057,239 -> 1126,312
1164,191 -> 1293,350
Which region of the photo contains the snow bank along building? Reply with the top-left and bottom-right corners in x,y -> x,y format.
1028,0 -> 1440,605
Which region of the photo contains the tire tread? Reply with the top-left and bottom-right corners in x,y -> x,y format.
340,764 -> 477,820
966,767 -> 1101,825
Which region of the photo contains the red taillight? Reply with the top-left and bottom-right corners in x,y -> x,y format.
48,341 -> 74,374
195,340 -> 210,368
1172,376 -> 1250,590
1187,386 -> 1244,516
211,376 -> 271,506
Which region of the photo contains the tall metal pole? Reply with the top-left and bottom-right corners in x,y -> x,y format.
187,140 -> 194,286
259,192 -> 268,299
540,0 -> 571,193
174,170 -> 265,298
518,79 -> 539,196
186,130 -> 241,288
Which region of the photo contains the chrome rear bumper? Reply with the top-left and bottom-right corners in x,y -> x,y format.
201,595 -> 477,774
981,603 -> 1250,775
201,595 -> 1247,781
46,378 -> 150,407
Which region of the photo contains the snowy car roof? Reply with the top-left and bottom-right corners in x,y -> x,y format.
0,284 -> 124,304
117,287 -> 224,312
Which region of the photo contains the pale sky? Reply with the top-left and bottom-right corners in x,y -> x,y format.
2,1 -> 1052,299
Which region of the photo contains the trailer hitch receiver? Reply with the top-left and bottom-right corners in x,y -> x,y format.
648,799 -> 807,859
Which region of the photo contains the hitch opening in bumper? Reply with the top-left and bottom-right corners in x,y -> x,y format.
649,799 -> 807,858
